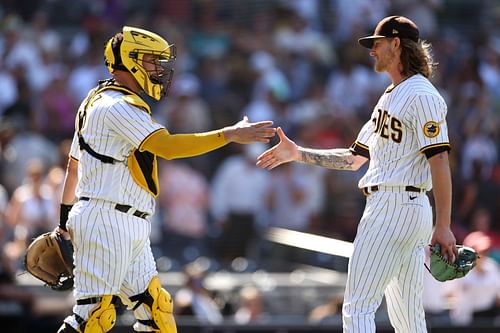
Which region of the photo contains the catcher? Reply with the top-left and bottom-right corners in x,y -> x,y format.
20,26 -> 276,333
30,26 -> 275,333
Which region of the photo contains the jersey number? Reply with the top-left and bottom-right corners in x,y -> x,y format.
372,109 -> 403,143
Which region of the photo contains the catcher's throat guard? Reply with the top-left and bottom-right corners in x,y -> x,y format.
427,244 -> 478,282
24,231 -> 74,290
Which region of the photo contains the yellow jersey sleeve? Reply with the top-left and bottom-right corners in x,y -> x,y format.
140,128 -> 227,160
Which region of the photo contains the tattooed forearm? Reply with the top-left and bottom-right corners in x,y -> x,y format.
298,148 -> 355,170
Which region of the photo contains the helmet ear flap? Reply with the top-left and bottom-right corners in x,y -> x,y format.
104,39 -> 115,73
104,34 -> 127,73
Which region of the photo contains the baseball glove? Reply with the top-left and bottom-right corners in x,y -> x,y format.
427,244 -> 478,282
24,231 -> 74,291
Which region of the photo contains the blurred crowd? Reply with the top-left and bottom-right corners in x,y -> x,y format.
0,0 -> 499,329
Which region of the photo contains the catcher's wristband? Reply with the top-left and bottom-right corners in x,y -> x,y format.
59,203 -> 73,231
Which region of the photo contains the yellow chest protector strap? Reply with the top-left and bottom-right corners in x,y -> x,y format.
77,80 -> 159,197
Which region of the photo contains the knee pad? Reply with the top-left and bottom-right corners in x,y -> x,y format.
130,276 -> 177,333
78,295 -> 117,333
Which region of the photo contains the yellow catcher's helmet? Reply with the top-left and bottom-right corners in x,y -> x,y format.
104,26 -> 176,100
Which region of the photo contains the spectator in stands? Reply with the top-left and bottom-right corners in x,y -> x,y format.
233,285 -> 269,324
157,159 -> 210,264
4,159 -> 56,269
0,183 -> 8,233
325,45 -> 383,119
267,162 -> 324,232
174,262 -> 223,324
39,70 -> 77,141
210,144 -> 271,263
457,159 -> 499,228
0,60 -> 18,117
0,116 -> 59,195
272,8 -> 334,101
157,72 -> 213,133
448,231 -> 500,325
308,292 -> 344,323
248,50 -> 291,108
242,62 -> 291,127
1,14 -> 47,93
0,246 -> 35,332
461,119 -> 498,182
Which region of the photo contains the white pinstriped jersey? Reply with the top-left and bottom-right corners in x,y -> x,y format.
69,89 -> 163,215
351,74 -> 450,191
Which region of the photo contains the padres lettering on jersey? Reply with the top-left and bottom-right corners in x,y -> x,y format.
350,74 -> 451,190
372,109 -> 403,143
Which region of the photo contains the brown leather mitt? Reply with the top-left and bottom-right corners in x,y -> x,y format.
24,231 -> 74,291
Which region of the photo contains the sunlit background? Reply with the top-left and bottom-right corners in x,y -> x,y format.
0,0 -> 499,332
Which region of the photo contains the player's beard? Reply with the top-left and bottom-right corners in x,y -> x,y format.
374,49 -> 397,73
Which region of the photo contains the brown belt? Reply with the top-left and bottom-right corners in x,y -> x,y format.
361,185 -> 425,196
79,197 -> 149,219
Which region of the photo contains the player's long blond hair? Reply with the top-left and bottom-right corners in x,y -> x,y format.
400,39 -> 436,78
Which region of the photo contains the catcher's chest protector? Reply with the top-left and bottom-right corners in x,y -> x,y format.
76,80 -> 159,197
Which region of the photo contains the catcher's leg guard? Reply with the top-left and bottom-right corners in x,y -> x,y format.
129,276 -> 177,333
77,295 -> 118,333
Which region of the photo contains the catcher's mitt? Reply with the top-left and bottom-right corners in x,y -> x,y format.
427,244 -> 478,282
24,231 -> 74,291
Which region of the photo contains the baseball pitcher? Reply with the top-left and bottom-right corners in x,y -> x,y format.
257,16 -> 457,333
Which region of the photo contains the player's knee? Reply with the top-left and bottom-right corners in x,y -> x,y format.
75,295 -> 118,333
129,275 -> 177,333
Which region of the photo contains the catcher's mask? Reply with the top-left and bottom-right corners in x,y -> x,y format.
104,26 -> 176,100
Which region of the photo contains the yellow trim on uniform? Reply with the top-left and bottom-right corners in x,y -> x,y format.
141,128 -> 227,160
355,142 -> 369,150
350,141 -> 370,159
127,150 -> 159,197
385,75 -> 413,93
419,142 -> 451,153
122,94 -> 151,114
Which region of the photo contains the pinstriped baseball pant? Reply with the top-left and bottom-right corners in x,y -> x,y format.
64,199 -> 159,332
342,190 -> 433,333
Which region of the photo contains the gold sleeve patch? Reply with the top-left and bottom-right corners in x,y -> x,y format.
423,121 -> 440,138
